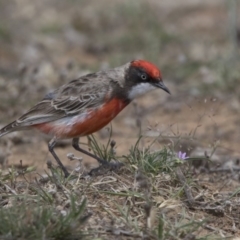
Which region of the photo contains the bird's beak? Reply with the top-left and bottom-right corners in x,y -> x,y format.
154,80 -> 171,94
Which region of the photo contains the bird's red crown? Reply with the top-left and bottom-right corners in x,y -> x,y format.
131,60 -> 162,80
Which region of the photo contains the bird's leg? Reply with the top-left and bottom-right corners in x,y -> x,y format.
48,138 -> 70,178
72,137 -> 124,175
72,137 -> 108,165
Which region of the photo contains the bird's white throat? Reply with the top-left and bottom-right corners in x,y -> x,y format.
128,82 -> 156,100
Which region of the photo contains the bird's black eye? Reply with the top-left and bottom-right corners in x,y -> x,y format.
141,73 -> 147,80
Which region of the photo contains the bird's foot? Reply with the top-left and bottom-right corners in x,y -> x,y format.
88,161 -> 124,176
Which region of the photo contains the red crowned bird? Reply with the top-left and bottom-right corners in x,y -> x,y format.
0,60 -> 170,177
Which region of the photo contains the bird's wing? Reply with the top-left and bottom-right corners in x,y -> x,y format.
15,74 -> 112,127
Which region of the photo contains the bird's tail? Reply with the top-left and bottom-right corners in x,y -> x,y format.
0,121 -> 24,138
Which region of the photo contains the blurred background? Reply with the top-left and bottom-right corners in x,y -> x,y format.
0,0 -> 240,171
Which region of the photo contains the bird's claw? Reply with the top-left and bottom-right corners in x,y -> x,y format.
88,161 -> 124,176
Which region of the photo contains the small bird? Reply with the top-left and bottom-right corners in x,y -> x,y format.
0,60 -> 170,177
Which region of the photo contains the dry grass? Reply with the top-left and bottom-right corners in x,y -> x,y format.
1,134 -> 239,239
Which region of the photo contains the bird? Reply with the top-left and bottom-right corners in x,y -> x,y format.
0,60 -> 170,177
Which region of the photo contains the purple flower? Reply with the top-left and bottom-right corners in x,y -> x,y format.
178,151 -> 188,160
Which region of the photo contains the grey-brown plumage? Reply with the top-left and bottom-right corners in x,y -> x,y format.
0,62 -> 130,137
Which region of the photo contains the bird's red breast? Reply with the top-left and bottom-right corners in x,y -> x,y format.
33,97 -> 129,139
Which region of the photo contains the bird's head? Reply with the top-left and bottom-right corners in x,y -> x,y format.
126,59 -> 170,100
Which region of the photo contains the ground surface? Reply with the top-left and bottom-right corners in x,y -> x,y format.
0,0 -> 240,239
